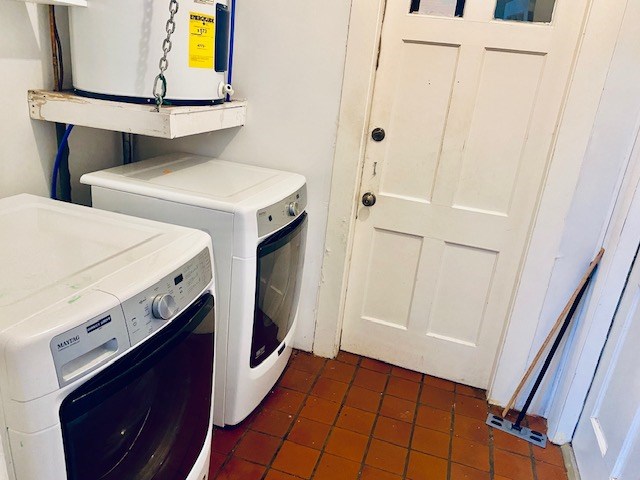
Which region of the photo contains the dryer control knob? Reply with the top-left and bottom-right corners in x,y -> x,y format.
152,294 -> 178,320
287,201 -> 300,217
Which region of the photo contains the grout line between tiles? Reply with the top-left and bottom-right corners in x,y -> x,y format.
402,371 -> 425,478
356,360 -> 390,479
529,440 -> 538,480
488,416 -> 496,480
447,390 -> 456,480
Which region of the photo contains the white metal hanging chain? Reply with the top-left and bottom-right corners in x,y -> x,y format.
153,0 -> 179,111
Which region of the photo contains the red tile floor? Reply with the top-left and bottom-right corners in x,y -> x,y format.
209,350 -> 568,480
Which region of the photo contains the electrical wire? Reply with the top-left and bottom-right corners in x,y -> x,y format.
48,6 -> 60,91
53,13 -> 64,90
50,124 -> 74,200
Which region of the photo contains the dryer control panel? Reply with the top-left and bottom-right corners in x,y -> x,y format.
120,248 -> 212,346
257,184 -> 307,238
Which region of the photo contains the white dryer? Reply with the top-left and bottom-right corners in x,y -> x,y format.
0,194 -> 215,480
82,154 -> 308,426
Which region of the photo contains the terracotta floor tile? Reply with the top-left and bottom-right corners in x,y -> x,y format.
406,450 -> 448,480
420,386 -> 455,412
353,368 -> 388,393
262,387 -> 306,415
492,429 -> 531,456
386,376 -> 420,402
208,451 -> 226,477
336,350 -> 361,365
391,365 -> 423,383
423,375 -> 455,392
454,415 -> 490,444
451,436 -> 490,472
272,441 -> 321,479
311,376 -> 349,403
264,470 -> 300,480
251,408 -> 295,437
325,427 -> 369,462
299,395 -> 341,425
411,426 -> 450,459
361,357 -> 393,374
336,405 -> 376,435
365,439 -> 408,475
234,430 -> 281,465
345,385 -> 382,413
533,443 -> 565,467
450,463 -> 491,480
380,395 -> 416,423
527,415 -> 548,434
373,415 -> 413,447
416,405 -> 452,433
493,448 -> 535,480
322,359 -> 357,383
314,453 -> 361,480
456,384 -> 486,400
290,351 -> 326,375
535,460 -> 569,480
455,395 -> 488,420
209,350 -> 561,480
216,457 -> 265,480
287,417 -> 331,450
361,465 -> 403,480
280,367 -> 317,393
211,425 -> 246,455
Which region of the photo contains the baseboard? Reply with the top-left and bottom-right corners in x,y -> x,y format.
562,444 -> 581,480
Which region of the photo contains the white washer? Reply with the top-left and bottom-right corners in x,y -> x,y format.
82,153 -> 308,426
0,194 -> 215,480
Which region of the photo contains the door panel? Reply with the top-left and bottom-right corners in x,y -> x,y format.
574,259 -> 640,479
341,0 -> 590,387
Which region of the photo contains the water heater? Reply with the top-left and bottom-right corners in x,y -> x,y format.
69,0 -> 231,105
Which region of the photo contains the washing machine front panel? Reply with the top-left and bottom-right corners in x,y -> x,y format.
60,294 -> 214,480
0,195 -> 215,480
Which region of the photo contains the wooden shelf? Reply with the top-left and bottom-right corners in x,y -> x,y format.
14,0 -> 88,6
28,90 -> 247,139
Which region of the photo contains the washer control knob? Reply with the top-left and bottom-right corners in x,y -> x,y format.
287,201 -> 300,217
152,294 -> 178,320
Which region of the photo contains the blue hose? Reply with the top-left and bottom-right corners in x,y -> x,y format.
50,124 -> 74,200
226,0 -> 236,102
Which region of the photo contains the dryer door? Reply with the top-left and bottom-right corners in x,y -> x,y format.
251,213 -> 308,368
60,294 -> 214,480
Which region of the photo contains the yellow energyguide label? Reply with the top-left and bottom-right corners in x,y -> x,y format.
189,12 -> 215,69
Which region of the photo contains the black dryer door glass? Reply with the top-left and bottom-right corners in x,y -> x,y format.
251,213 -> 307,367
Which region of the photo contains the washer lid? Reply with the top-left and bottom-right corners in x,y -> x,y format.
0,195 -> 199,329
81,153 -> 306,213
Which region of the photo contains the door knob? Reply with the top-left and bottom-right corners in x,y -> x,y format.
362,192 -> 377,207
371,128 -> 386,142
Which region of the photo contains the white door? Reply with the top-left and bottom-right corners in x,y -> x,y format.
573,250 -> 640,480
340,0 -> 590,387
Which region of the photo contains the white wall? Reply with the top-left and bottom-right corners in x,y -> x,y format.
136,1 -> 352,351
0,2 -> 121,205
489,0 -> 639,438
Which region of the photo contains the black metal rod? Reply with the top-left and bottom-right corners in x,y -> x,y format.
513,271 -> 596,429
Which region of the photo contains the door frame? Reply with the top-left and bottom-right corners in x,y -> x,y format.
313,0 -> 616,407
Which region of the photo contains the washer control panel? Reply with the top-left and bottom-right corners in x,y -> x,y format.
120,248 -> 212,346
257,184 -> 307,238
